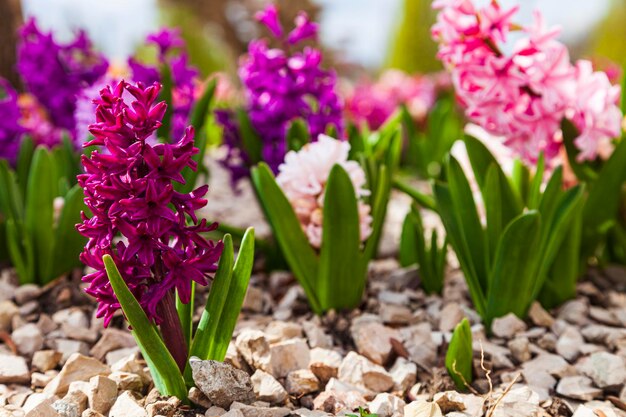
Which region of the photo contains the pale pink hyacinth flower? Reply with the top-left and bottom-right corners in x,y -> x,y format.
276,134 -> 373,249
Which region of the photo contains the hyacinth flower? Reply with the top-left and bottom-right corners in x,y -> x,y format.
217,4 -> 344,182
78,81 -> 254,399
129,28 -> 217,193
17,18 -> 108,146
252,134 -> 398,313
432,0 -> 626,265
0,80 -> 25,164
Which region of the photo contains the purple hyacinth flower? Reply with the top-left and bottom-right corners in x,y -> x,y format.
0,79 -> 26,164
255,4 -> 283,38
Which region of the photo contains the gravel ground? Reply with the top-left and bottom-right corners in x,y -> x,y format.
1,156 -> 625,417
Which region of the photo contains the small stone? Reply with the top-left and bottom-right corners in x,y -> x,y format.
22,393 -> 57,413
190,358 -> 255,408
32,350 -> 63,372
265,322 -> 302,344
537,333 -> 557,351
145,397 -> 180,417
52,339 -> 90,364
404,400 -> 443,417
313,391 -> 366,414
229,401 -> 291,417
556,326 -> 584,362
53,390 -> 88,417
89,329 -> 136,361
578,352 -> 626,388
489,387 -> 543,417
31,372 -> 55,388
302,321 -> 332,349
44,354 -> 111,396
109,391 -> 146,417
242,286 -> 265,313
401,323 -> 437,369
82,410 -> 105,417
528,302 -> 555,328
188,387 -> 212,408
85,376 -> 117,415
108,371 -> 143,392
438,304 -> 466,333
378,291 -> 410,306
309,348 -> 342,383
369,393 -> 406,417
380,304 -> 414,325
14,284 -> 42,305
338,352 -> 393,392
556,376 -> 602,401
0,301 -> 18,332
235,330 -> 272,372
251,370 -> 287,403
521,354 -> 571,401
105,347 -> 140,367
12,324 -> 44,357
269,339 -> 310,378
507,337 -> 531,363
0,354 -> 30,384
491,313 -> 527,339
433,391 -> 484,417
390,357 -> 417,393
558,300 -> 589,325
350,316 -> 399,365
24,401 -> 58,417
205,406 -> 227,417
285,369 -> 320,396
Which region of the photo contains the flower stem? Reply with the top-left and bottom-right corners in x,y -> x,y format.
158,289 -> 188,373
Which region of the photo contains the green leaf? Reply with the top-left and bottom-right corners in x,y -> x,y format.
399,212 -> 419,268
176,282 -> 195,353
362,165 -> 392,262
251,164 -> 322,313
185,235 -> 234,384
486,211 -> 542,326
103,255 -> 187,399
209,227 -> 255,361
25,148 -> 56,283
433,181 -> 486,317
446,318 -> 473,390
318,165 -> 365,310
6,219 -> 35,284
16,137 -> 34,197
286,118 -> 310,152
445,156 -> 489,294
49,185 -> 86,280
527,154 -> 545,210
237,109 -> 263,165
190,78 -> 216,132
581,139 -> 626,260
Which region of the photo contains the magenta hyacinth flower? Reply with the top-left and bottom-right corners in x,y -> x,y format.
77,81 -> 222,327
128,28 -> 199,141
17,19 -> 108,142
218,4 -> 344,181
0,80 -> 26,164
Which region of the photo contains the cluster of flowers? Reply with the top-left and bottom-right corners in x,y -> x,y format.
218,5 -> 344,181
432,0 -> 622,163
128,28 -> 200,140
276,135 -> 372,248
0,19 -> 108,162
345,69 -> 437,130
77,81 -> 222,326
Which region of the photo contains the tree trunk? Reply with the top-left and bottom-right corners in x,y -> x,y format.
0,0 -> 23,88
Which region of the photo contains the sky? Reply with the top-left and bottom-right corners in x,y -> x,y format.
22,0 -> 613,68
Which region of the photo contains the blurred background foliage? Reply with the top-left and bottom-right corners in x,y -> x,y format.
1,0 -> 625,84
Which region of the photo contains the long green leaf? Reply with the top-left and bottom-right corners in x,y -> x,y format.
433,182 -> 486,317
25,148 -> 56,283
251,164 -> 322,313
237,110 -> 263,164
103,255 -> 187,399
210,227 -> 255,361
185,235 -> 234,384
6,219 -> 35,284
286,118 -> 310,151
446,318 -> 472,390
486,211 -> 542,326
157,64 -> 174,141
319,165 -> 364,310
49,185 -> 86,280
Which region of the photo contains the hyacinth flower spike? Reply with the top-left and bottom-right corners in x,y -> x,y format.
78,81 -> 255,399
